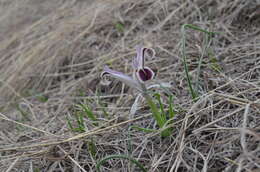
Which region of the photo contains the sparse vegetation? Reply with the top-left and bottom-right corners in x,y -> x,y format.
0,0 -> 260,171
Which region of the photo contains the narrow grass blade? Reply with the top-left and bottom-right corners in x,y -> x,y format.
182,24 -> 219,35
66,114 -> 85,133
26,89 -> 48,102
78,103 -> 97,121
88,140 -> 97,158
96,155 -> 147,172
115,22 -> 124,33
66,116 -> 74,131
195,33 -> 212,91
143,93 -> 172,137
143,93 -> 164,128
76,112 -> 86,131
168,95 -> 175,119
181,24 -> 218,101
154,93 -> 167,123
130,125 -> 156,133
181,25 -> 198,100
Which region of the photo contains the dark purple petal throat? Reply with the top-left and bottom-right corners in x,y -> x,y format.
137,67 -> 154,82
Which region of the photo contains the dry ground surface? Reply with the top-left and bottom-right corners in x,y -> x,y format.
0,0 -> 260,171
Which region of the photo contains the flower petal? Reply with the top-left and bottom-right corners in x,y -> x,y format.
134,45 -> 155,70
133,45 -> 144,69
136,66 -> 155,82
101,66 -> 142,91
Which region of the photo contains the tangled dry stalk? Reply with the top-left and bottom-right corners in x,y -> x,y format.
0,0 -> 259,171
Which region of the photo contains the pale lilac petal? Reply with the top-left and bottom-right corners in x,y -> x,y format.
132,56 -> 138,69
134,45 -> 155,70
101,66 -> 142,91
134,45 -> 144,69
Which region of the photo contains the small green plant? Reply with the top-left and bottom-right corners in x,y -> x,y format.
67,88 -> 111,132
115,22 -> 125,33
130,125 -> 156,133
24,89 -> 48,102
209,56 -> 222,72
168,95 -> 176,119
77,103 -> 98,123
87,139 -> 97,158
96,154 -> 147,172
35,93 -> 48,103
67,102 -> 98,132
67,112 -> 86,133
142,92 -> 176,137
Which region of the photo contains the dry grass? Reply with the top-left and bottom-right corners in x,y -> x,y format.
0,0 -> 260,171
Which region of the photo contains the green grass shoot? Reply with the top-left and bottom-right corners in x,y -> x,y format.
130,125 -> 156,133
96,154 -> 147,172
142,92 -> 177,137
181,24 -> 218,101
87,140 -> 97,158
77,103 -> 97,122
115,22 -> 125,33
66,113 -> 86,133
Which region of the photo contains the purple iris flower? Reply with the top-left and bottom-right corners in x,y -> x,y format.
101,45 -> 155,92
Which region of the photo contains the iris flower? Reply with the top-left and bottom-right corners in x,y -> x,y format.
101,45 -> 155,93
101,46 -> 173,137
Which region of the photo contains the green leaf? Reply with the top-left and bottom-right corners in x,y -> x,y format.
78,103 -> 97,122
66,114 -> 86,133
130,125 -> 156,133
154,93 -> 166,123
143,93 -> 171,137
168,95 -> 175,119
66,116 -> 74,130
88,140 -> 97,158
144,93 -> 164,128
